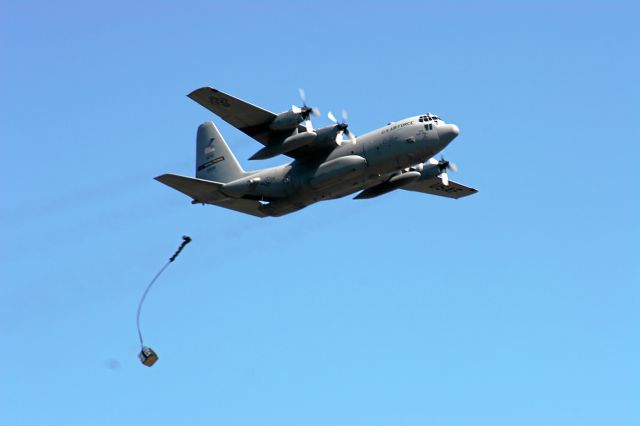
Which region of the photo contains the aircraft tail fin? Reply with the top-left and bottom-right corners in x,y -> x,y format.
196,121 -> 245,182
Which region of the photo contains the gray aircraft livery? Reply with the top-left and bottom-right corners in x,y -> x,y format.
156,87 -> 478,217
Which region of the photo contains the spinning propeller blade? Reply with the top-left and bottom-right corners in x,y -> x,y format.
441,171 -> 449,186
328,109 -> 356,145
439,155 -> 456,186
427,155 -> 458,186
294,88 -> 320,132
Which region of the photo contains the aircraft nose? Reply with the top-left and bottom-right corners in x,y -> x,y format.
437,123 -> 460,145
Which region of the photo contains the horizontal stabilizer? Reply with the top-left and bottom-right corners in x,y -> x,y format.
155,174 -> 268,218
155,174 -> 226,203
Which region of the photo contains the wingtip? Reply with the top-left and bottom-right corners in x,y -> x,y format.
155,173 -> 180,184
186,86 -> 216,98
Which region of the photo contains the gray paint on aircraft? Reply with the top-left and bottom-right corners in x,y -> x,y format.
156,87 -> 477,217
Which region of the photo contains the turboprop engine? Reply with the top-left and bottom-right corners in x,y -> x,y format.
269,89 -> 320,132
249,124 -> 346,160
354,157 -> 458,199
269,110 -> 304,131
312,125 -> 343,146
250,130 -> 318,160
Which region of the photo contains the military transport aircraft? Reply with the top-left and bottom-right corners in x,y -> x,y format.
156,87 -> 477,217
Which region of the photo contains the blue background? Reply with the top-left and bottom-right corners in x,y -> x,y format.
2,1 -> 638,425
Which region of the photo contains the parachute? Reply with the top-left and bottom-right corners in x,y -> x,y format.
136,235 -> 192,367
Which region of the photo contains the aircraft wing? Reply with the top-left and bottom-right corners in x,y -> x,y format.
402,178 -> 478,199
188,87 -> 306,156
155,173 -> 268,218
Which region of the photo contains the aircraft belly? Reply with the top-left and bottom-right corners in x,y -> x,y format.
308,155 -> 367,189
304,166 -> 375,201
260,200 -> 307,217
235,165 -> 294,200
255,178 -> 291,199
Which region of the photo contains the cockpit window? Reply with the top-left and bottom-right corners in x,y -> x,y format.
419,114 -> 443,122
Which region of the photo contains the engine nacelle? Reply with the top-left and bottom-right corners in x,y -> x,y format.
313,125 -> 341,146
417,163 -> 441,180
250,131 -> 318,160
269,111 -> 303,131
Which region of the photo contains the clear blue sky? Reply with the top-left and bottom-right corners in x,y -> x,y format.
2,1 -> 639,425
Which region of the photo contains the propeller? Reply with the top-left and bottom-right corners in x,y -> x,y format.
291,88 -> 320,132
428,155 -> 458,186
327,109 -> 357,145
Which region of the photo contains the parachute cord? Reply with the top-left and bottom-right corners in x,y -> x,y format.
136,235 -> 192,348
136,260 -> 170,348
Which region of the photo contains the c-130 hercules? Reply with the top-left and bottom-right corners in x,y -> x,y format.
156,87 -> 477,217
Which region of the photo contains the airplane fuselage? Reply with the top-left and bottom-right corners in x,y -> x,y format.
231,115 -> 460,216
